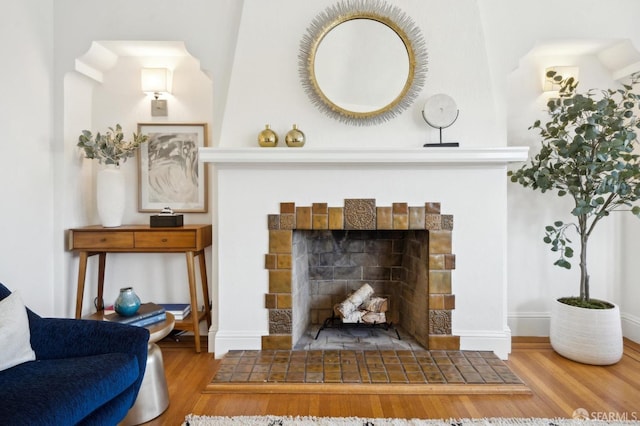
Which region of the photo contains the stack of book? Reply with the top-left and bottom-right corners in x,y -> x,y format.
159,303 -> 191,321
103,302 -> 166,327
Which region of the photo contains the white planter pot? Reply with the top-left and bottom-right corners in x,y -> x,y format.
96,165 -> 125,228
550,298 -> 623,365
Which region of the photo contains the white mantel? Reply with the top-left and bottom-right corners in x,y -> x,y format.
201,146 -> 528,359
199,147 -> 529,165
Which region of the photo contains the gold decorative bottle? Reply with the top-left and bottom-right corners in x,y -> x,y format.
285,124 -> 305,147
258,124 -> 278,147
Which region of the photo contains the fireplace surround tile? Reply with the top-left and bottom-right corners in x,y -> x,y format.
429,231 -> 452,254
262,335 -> 291,350
376,207 -> 392,229
429,271 -> 452,294
276,254 -> 292,269
312,214 -> 328,230
444,254 -> 456,270
392,202 -> 408,214
280,202 -> 296,214
442,214 -> 454,230
265,293 -> 276,309
425,202 -> 441,214
328,207 -> 344,229
393,214 -> 409,230
269,309 -> 292,334
276,294 -> 292,309
425,214 -> 442,230
269,230 -> 292,253
264,199 -> 458,352
344,199 -> 376,230
268,214 -> 280,230
265,254 -> 277,270
280,214 -> 295,230
296,207 -> 312,229
429,254 -> 444,270
312,203 -> 328,214
269,270 -> 291,293
408,206 -> 425,229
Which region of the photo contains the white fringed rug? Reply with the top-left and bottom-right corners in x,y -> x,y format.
183,415 -> 637,426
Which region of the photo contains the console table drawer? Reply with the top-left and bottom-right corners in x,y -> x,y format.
72,232 -> 134,249
134,231 -> 196,249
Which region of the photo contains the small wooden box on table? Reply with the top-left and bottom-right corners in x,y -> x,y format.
69,224 -> 212,352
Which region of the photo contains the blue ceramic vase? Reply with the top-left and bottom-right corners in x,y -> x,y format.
114,287 -> 141,317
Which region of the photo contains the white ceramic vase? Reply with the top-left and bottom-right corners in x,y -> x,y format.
96,165 -> 125,228
550,298 -> 623,365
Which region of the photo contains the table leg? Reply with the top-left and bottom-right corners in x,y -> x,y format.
197,250 -> 211,328
186,251 -> 201,353
75,251 -> 107,318
75,252 -> 89,319
97,253 -> 106,311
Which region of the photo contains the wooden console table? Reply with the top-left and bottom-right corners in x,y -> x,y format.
68,224 -> 212,352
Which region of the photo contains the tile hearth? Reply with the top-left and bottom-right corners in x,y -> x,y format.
210,348 -> 524,387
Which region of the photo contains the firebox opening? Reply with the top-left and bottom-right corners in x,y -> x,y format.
289,229 -> 431,349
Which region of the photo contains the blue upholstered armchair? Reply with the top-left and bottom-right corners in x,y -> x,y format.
0,283 -> 149,425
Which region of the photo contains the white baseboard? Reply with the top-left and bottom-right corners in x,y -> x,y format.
207,315 -> 639,360
508,311 -> 550,337
622,313 -> 640,343
509,311 -> 640,345
210,329 -> 263,359
456,329 -> 512,360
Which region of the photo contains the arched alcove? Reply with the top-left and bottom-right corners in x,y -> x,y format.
506,38 -> 640,336
64,40 -> 215,318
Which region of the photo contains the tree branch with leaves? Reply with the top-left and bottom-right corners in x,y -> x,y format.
508,70 -> 640,307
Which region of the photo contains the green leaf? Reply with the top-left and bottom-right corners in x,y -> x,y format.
554,259 -> 572,269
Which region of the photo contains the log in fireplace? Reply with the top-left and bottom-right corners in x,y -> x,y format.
314,282 -> 401,341
263,199 -> 458,351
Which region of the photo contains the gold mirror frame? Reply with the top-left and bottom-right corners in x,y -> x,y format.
299,0 -> 428,126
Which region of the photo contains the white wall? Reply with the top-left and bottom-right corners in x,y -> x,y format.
49,0 -> 242,317
220,0 -> 500,149
0,0 -> 55,315
621,213 -> 640,341
476,0 -> 640,337
2,0 -> 639,345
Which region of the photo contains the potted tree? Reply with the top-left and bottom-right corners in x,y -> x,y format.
508,70 -> 640,365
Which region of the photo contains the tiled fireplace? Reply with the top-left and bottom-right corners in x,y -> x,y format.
200,147 -> 528,359
263,199 -> 459,351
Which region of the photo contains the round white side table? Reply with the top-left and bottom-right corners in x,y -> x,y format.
120,312 -> 175,426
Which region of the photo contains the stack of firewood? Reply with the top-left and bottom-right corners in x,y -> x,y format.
333,283 -> 388,324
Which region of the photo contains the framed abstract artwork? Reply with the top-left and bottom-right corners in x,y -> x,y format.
137,123 -> 208,213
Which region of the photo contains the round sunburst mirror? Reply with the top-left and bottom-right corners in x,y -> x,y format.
299,0 -> 428,126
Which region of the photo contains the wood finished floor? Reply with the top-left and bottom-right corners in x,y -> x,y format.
146,337 -> 640,425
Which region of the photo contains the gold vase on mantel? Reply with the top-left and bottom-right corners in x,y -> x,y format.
285,124 -> 306,147
258,124 -> 278,147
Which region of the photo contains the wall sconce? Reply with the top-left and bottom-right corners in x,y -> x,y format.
543,66 -> 579,92
141,68 -> 172,116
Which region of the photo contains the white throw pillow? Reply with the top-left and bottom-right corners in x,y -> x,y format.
0,291 -> 36,371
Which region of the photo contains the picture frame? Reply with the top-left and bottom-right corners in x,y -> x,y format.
137,123 -> 209,213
